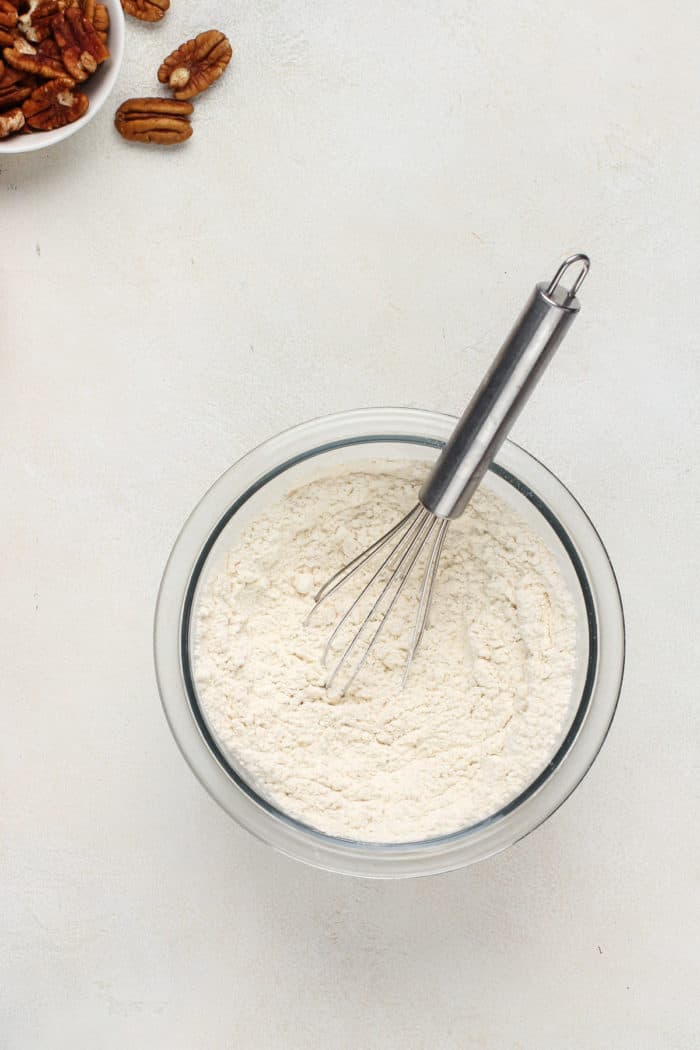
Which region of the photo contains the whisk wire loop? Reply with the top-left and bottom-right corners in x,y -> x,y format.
325,507 -> 439,696
401,518 -> 449,688
320,504 -> 425,666
309,504 -> 421,611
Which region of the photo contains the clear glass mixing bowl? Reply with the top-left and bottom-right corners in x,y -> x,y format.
154,408 -> 625,878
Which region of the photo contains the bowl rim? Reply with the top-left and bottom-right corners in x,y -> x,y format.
0,0 -> 125,155
154,407 -> 625,878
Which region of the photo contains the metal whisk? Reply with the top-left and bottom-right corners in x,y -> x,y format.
309,254 -> 590,695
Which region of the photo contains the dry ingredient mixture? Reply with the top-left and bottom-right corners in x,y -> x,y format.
194,463 -> 576,842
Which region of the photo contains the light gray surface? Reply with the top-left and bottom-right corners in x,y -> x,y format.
1,1 -> 698,1047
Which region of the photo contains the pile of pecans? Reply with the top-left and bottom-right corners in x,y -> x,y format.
115,29 -> 231,145
0,0 -> 110,138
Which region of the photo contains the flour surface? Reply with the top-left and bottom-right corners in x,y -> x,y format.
194,463 -> 576,842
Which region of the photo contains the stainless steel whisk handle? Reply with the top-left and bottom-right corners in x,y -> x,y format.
419,253 -> 590,520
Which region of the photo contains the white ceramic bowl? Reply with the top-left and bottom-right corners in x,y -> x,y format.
0,0 -> 125,155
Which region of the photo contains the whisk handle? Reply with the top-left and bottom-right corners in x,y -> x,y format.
419,254 -> 589,520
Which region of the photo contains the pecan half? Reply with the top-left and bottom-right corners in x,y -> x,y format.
0,2 -> 17,47
22,74 -> 88,128
18,0 -> 68,44
93,2 -> 107,43
158,29 -> 232,101
92,2 -> 108,31
4,35 -> 66,78
0,103 -> 24,136
0,0 -> 18,31
51,6 -> 108,81
0,65 -> 36,108
114,96 -> 192,144
121,0 -> 168,23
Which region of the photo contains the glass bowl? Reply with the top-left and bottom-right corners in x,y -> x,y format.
154,408 -> 624,878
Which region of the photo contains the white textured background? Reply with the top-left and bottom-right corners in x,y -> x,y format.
2,1 -> 698,1047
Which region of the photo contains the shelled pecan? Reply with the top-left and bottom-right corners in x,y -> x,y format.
19,0 -> 67,44
4,35 -> 66,78
0,0 -> 18,48
0,103 -> 24,136
22,74 -> 87,128
121,0 -> 168,23
114,96 -> 193,143
0,0 -> 18,31
0,65 -> 36,108
157,30 -> 232,101
93,3 -> 107,31
92,2 -> 107,43
51,7 -> 108,81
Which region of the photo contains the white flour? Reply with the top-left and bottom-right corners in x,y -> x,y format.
193,462 -> 576,842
